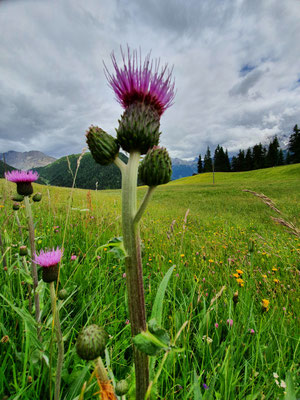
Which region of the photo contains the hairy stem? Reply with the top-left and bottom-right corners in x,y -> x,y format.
24,196 -> 41,327
49,282 -> 64,400
121,151 -> 149,399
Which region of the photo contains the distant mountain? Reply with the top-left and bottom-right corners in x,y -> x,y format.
171,157 -> 197,180
0,160 -> 16,178
0,151 -> 56,170
36,152 -> 128,190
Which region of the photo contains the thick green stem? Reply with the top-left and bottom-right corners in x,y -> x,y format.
24,196 -> 40,326
95,357 -> 109,382
50,282 -> 64,400
121,151 -> 149,400
133,186 -> 156,226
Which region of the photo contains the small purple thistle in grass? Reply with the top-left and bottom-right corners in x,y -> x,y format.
227,319 -> 233,327
203,383 -> 209,390
35,247 -> 63,283
5,170 -> 39,196
71,255 -> 77,261
215,323 -> 219,328
104,46 -> 175,116
250,329 -> 255,334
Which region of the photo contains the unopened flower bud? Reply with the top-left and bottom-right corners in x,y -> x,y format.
12,193 -> 24,202
19,246 -> 28,256
13,203 -> 20,211
117,103 -> 160,154
233,291 -> 239,305
58,289 -> 68,300
115,380 -> 129,396
139,146 -> 172,186
42,264 -> 59,283
32,192 -> 42,202
86,126 -> 119,165
76,324 -> 108,360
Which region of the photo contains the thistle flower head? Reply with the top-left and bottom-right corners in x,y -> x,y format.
104,46 -> 175,116
34,247 -> 63,268
5,170 -> 39,183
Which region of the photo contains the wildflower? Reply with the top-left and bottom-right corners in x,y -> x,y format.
273,279 -> 279,283
122,273 -> 126,278
250,329 -> 255,334
105,46 -> 175,116
203,383 -> 209,390
280,380 -> 286,388
236,278 -> 244,287
233,273 -> 239,278
180,254 -> 185,258
208,259 -> 214,263
5,170 -> 39,196
71,255 -> 77,261
227,319 -> 233,327
105,47 -> 175,154
272,268 -> 278,271
262,299 -> 270,312
236,269 -> 243,275
34,247 -> 63,283
215,323 -> 219,328
202,335 -> 213,344
273,372 -> 279,379
202,278 -> 206,282
262,274 -> 267,279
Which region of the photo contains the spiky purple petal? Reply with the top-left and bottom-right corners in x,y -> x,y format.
34,247 -> 63,268
104,47 -> 175,116
5,170 -> 39,183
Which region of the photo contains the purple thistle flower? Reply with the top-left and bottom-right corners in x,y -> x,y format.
104,46 -> 175,116
5,170 -> 39,183
227,319 -> 233,327
34,247 -> 63,268
203,383 -> 209,390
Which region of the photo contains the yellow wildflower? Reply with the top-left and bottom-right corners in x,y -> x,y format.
262,274 -> 267,279
274,279 -> 279,283
236,278 -> 244,287
233,273 -> 239,278
272,268 -> 278,271
262,299 -> 270,311
180,254 -> 185,258
236,269 -> 243,275
208,259 -> 214,263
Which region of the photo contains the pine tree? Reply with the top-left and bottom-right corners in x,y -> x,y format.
231,156 -> 238,172
288,124 -> 300,163
204,147 -> 213,172
286,151 -> 292,164
266,136 -> 280,167
245,148 -> 253,170
278,149 -> 284,166
252,143 -> 265,169
197,154 -> 203,173
236,150 -> 246,171
225,150 -> 231,172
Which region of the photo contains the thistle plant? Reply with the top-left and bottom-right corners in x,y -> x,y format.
5,170 -> 41,326
86,47 -> 175,399
35,248 -> 64,400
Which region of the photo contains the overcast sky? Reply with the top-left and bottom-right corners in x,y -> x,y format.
1,0 -> 300,160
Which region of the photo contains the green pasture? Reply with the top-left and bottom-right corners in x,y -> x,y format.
0,164 -> 299,399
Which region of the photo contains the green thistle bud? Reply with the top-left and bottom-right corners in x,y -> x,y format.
139,146 -> 172,186
12,203 -> 20,211
32,192 -> 42,202
115,380 -> 129,396
117,103 -> 160,154
12,193 -> 24,202
76,324 -> 108,360
19,246 -> 28,256
42,265 -> 59,283
58,289 -> 68,300
86,126 -> 119,165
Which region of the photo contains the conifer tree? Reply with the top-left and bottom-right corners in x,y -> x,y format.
204,147 -> 213,172
266,136 -> 280,167
197,154 -> 203,173
278,149 -> 284,166
245,148 -> 253,170
288,124 -> 300,163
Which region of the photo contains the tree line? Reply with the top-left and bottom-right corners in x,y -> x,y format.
197,124 -> 300,173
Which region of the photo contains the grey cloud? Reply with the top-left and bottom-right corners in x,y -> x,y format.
229,70 -> 265,97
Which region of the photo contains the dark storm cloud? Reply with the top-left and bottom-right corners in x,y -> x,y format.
0,0 -> 300,159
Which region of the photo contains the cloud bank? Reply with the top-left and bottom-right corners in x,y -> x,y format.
0,0 -> 299,159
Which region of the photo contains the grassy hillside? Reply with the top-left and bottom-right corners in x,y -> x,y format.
36,152 -> 128,190
0,160 -> 16,178
0,164 -> 299,399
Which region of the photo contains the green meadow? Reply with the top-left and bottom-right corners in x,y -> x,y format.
0,164 -> 299,399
